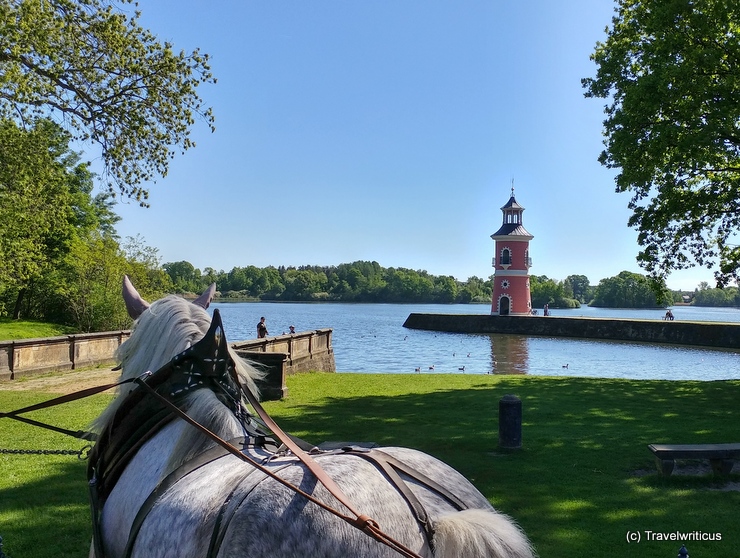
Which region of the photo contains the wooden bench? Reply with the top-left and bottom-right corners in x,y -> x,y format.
648,443 -> 740,476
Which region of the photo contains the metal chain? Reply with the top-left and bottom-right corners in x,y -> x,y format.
0,445 -> 91,460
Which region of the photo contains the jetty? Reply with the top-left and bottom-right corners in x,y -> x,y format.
403,313 -> 740,350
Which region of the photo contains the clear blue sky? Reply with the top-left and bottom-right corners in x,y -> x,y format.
109,0 -> 712,291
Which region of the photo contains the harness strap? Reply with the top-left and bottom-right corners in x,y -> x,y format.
94,408 -> 176,501
89,466 -> 105,558
346,449 -> 469,512
0,378 -> 135,441
341,448 -> 470,549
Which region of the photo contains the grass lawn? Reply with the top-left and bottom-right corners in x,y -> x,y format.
1,373 -> 739,557
0,318 -> 76,341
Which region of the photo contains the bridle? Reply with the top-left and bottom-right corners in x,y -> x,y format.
3,310 -> 468,558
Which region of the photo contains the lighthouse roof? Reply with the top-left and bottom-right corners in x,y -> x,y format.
501,196 -> 524,211
490,223 -> 533,238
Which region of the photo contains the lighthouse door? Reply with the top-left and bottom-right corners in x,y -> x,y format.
500,296 -> 510,315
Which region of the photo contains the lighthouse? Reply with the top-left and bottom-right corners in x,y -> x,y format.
490,188 -> 533,316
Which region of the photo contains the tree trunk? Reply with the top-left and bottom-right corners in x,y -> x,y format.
12,288 -> 26,320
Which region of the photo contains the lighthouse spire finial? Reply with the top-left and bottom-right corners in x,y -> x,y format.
511,177 -> 515,198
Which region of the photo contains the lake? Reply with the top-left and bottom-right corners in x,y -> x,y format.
209,302 -> 740,381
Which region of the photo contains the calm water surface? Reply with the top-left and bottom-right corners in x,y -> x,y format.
209,302 -> 740,381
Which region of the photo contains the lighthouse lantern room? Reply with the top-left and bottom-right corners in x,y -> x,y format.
490,188 -> 533,316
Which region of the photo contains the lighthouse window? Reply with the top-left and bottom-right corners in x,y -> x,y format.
505,212 -> 521,225
501,249 -> 511,265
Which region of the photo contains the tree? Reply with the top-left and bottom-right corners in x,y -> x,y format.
163,260 -> 202,293
42,232 -> 172,331
583,0 -> 740,286
693,284 -> 739,307
260,266 -> 284,300
459,275 -> 491,303
121,234 -> 172,295
591,271 -> 666,308
383,268 -> 434,302
0,0 -> 216,204
0,118 -> 90,318
432,275 -> 459,303
281,269 -> 327,301
47,232 -> 130,331
530,275 -> 569,308
563,274 -> 592,303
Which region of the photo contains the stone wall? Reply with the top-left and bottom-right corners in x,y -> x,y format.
0,328 -> 335,401
403,313 -> 740,349
0,332 -> 131,381
232,328 -> 335,400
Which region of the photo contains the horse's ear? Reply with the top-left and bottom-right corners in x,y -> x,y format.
122,275 -> 150,319
192,283 -> 216,310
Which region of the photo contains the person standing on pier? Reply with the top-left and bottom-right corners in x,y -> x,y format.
257,316 -> 268,338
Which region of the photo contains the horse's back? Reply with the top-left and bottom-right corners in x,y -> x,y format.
128,446 -> 491,557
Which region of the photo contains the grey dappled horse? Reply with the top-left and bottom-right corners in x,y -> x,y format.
88,278 -> 534,558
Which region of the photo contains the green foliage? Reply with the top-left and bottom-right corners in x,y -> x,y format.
0,119 -> 76,291
693,283 -> 740,307
20,233 -> 172,331
0,118 -> 122,321
530,275 -> 581,308
383,267 -> 433,302
166,260 -> 494,304
0,0 -> 216,203
562,274 -> 592,303
282,268 -> 329,301
591,270 -> 668,308
163,260 -> 202,294
0,115 -> 170,330
583,0 -> 740,286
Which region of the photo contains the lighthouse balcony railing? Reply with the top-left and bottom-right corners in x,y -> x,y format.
493,256 -> 524,268
526,257 -> 533,268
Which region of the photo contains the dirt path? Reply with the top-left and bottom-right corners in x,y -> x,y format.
0,367 -> 121,394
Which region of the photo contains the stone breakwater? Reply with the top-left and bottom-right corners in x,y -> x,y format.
403,313 -> 740,350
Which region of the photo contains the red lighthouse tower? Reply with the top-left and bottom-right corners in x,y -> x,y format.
490,188 -> 533,316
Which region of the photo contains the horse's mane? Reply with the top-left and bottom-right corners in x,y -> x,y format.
93,295 -> 264,472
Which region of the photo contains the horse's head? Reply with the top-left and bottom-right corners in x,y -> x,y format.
93,277 -> 262,437
122,275 -> 216,320
118,275 -> 218,382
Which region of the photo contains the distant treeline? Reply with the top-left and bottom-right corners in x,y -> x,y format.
165,262 -> 733,310
165,260 -> 494,304
163,261 -> 605,309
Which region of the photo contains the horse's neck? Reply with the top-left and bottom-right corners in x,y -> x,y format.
165,389 -> 245,474
101,420 -> 187,555
101,390 -> 243,556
